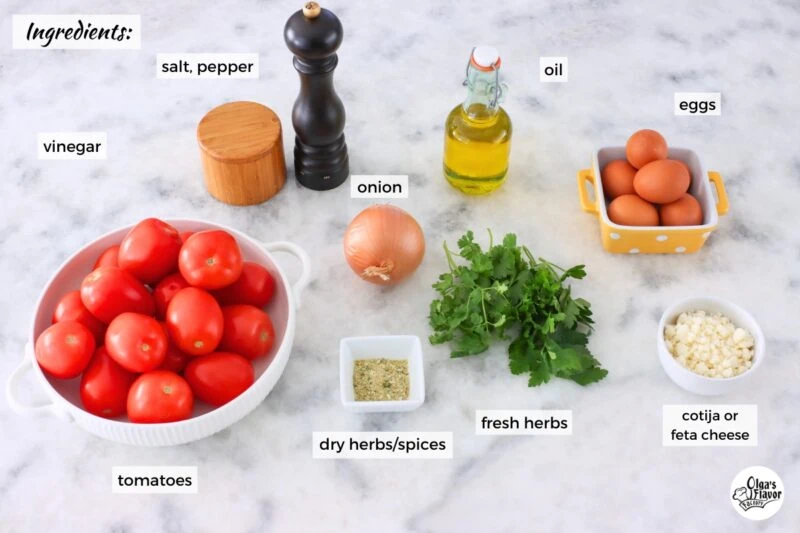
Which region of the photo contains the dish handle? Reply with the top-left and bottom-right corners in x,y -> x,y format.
708,171 -> 729,216
6,342 -> 73,422
262,241 -> 312,309
577,169 -> 598,214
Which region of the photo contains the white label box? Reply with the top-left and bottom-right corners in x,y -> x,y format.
313,431 -> 452,459
476,409 -> 572,436
350,175 -> 409,199
112,466 -> 197,494
12,15 -> 141,50
38,132 -> 107,160
540,56 -> 568,82
674,92 -> 721,115
157,53 -> 259,79
663,404 -> 757,447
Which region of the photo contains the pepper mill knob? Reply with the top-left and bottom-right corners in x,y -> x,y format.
284,3 -> 349,190
302,2 -> 321,18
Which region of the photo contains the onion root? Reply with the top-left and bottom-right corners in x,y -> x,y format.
362,260 -> 395,281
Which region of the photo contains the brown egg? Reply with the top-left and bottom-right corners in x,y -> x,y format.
633,159 -> 691,204
626,129 -> 668,169
608,194 -> 659,226
660,194 -> 703,226
601,160 -> 637,199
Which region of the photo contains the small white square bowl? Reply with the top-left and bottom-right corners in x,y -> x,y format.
339,335 -> 425,413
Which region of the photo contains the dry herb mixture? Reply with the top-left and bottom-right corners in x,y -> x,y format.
353,359 -> 410,401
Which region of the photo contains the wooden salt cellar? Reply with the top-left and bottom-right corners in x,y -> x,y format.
197,101 -> 286,206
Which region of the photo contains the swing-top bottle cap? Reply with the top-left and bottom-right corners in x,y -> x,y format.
470,46 -> 501,71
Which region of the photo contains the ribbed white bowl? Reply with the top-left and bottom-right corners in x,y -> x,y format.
6,219 -> 311,446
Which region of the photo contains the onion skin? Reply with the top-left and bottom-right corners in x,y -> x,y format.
343,205 -> 426,286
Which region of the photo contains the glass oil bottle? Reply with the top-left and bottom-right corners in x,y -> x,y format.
443,46 -> 512,195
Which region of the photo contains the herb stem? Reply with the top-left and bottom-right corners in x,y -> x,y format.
480,289 -> 489,324
443,241 -> 457,272
522,246 -> 536,265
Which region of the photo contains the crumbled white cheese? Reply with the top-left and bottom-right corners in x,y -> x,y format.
664,310 -> 755,379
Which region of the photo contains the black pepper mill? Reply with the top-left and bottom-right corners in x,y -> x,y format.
284,2 -> 349,190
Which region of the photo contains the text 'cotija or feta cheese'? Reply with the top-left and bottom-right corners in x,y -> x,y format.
664,310 -> 755,378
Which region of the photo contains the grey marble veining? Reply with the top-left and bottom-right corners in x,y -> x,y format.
1,0 -> 799,531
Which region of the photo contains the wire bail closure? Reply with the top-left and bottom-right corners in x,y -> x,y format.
463,46 -> 506,107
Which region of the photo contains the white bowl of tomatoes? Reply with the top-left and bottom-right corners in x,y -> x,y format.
5,218 -> 311,446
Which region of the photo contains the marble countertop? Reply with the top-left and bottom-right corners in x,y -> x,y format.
2,0 -> 799,531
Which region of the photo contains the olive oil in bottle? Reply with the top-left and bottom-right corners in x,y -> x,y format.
443,46 -> 512,195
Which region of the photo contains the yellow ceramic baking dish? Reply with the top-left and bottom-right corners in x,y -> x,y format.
577,147 -> 729,254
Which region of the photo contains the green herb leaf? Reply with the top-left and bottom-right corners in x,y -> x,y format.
562,264 -> 587,280
567,367 -> 609,386
528,357 -> 551,387
433,273 -> 453,292
452,330 -> 489,357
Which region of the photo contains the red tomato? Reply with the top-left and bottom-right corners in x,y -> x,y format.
118,218 -> 182,284
212,262 -> 276,308
179,231 -> 194,243
93,245 -> 120,269
153,272 -> 190,320
127,371 -> 193,423
157,322 -> 191,373
35,321 -> 95,379
106,313 -> 167,372
166,287 -> 223,356
219,305 -> 275,360
52,290 -> 106,345
179,230 -> 243,290
80,267 -> 155,323
158,345 -> 190,373
80,346 -> 136,418
184,352 -> 254,406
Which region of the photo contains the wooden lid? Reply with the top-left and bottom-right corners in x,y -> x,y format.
197,101 -> 281,163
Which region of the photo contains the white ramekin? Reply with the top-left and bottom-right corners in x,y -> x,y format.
339,335 -> 425,413
657,296 -> 765,396
5,219 -> 311,446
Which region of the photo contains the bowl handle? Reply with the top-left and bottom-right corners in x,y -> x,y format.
262,241 -> 312,309
6,343 -> 73,422
577,168 -> 598,214
708,171 -> 729,216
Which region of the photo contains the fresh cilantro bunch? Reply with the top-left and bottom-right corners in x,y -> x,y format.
428,230 -> 607,387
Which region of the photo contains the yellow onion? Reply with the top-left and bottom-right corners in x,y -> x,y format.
343,205 -> 425,286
